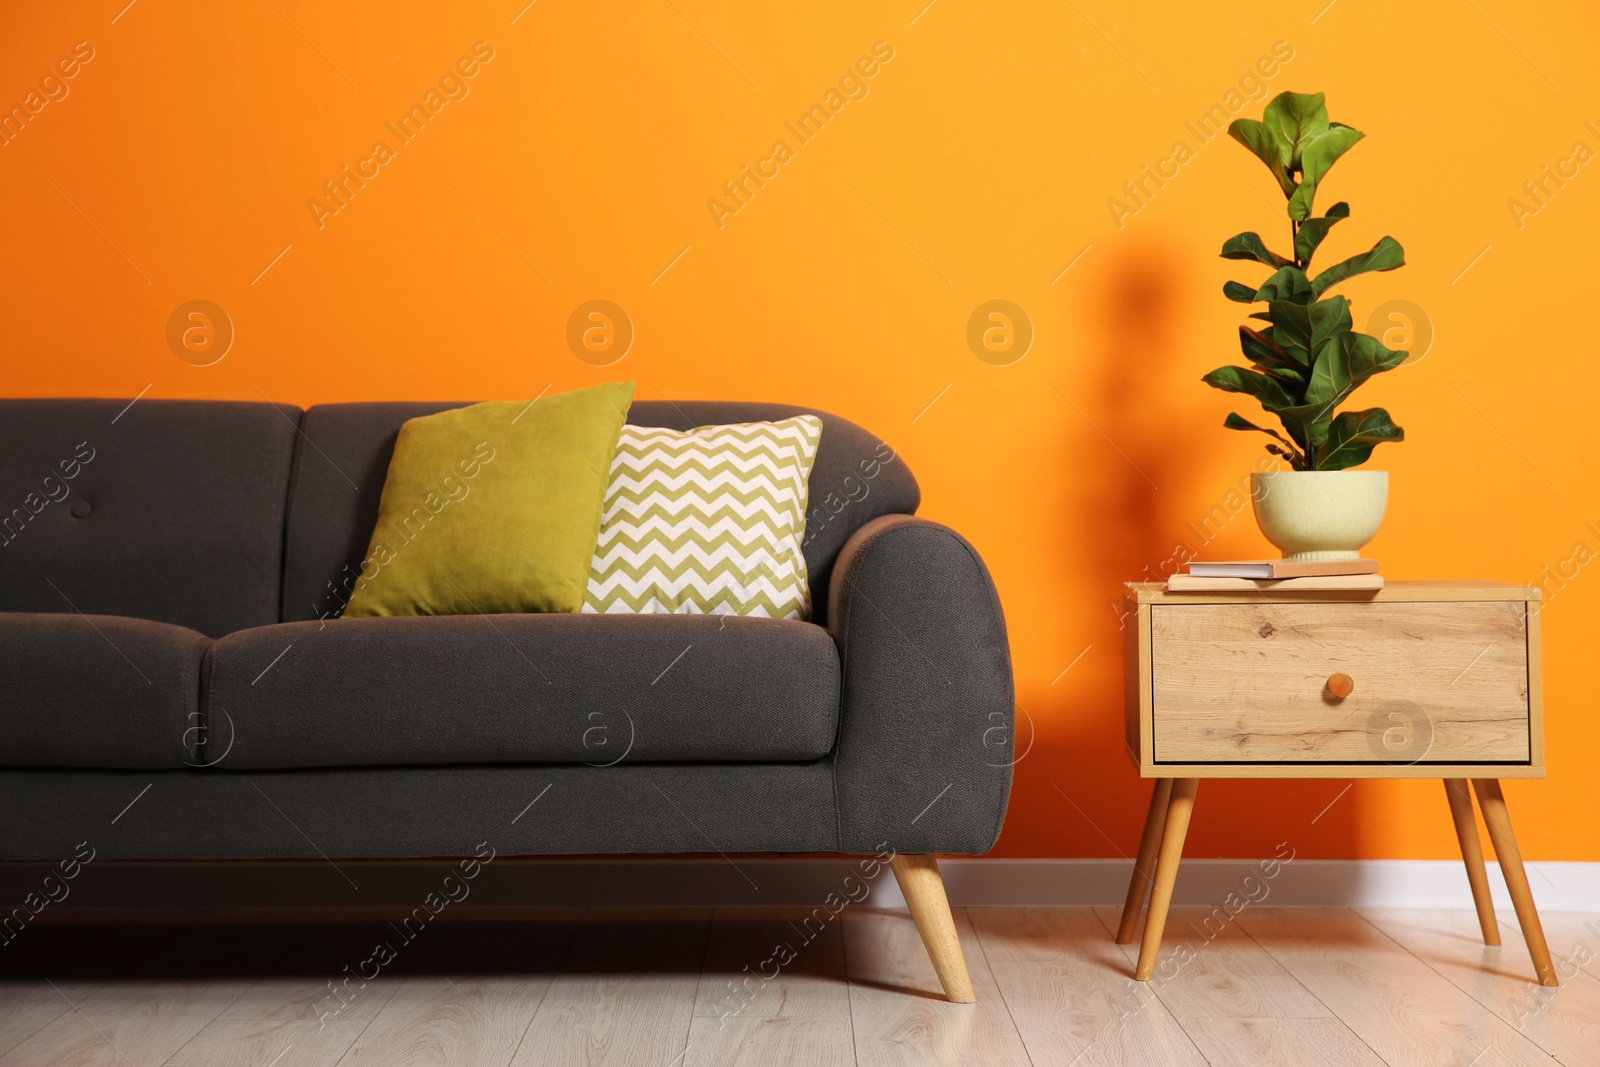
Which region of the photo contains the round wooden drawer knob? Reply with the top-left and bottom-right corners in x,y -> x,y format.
1327,672 -> 1355,699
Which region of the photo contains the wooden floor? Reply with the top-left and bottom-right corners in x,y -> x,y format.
2,906 -> 1596,1065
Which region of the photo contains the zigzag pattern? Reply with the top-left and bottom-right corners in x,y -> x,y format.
582,416 -> 822,619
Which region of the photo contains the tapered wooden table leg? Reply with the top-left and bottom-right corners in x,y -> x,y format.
1443,779 -> 1501,946
1134,778 -> 1198,981
1117,778 -> 1173,944
890,854 -> 976,1003
1472,778 -> 1558,986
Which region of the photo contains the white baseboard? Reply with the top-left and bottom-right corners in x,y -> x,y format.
929,858 -> 1600,911
9,857 -> 1598,914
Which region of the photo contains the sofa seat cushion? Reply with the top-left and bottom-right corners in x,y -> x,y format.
203,613 -> 841,769
0,612 -> 209,768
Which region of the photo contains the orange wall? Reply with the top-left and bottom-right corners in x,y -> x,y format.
4,1 -> 1596,862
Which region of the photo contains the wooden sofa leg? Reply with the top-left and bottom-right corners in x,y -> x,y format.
890,853 -> 976,1003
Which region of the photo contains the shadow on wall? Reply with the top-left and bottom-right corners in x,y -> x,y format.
1089,245 -> 1189,597
1039,239 -> 1362,862
1013,241 -> 1194,861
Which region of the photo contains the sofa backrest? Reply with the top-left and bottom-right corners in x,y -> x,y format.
280,400 -> 920,626
0,399 -> 301,637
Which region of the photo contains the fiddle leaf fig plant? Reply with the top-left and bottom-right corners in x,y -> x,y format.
1204,91 -> 1407,470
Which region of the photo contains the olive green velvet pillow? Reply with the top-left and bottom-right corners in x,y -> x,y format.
342,382 -> 634,618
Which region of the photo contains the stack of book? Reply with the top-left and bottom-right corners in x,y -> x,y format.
1166,558 -> 1382,592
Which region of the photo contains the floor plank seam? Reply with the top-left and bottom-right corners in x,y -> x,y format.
1229,908 -> 1340,1018
1094,902 -> 1269,1067
499,907 -> 590,1067
329,971 -> 403,1067
1358,906 -> 1560,1064
679,908 -> 713,1067
329,979 -> 400,1067
445,974 -> 538,1067
1354,908 -> 1576,1066
0,990 -> 73,1060
838,911 -> 860,1067
964,908 -> 1037,1067
1231,910 -> 1394,1067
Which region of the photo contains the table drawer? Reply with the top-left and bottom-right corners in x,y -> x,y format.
1150,600 -> 1531,764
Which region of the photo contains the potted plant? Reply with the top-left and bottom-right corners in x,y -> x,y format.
1204,91 -> 1407,560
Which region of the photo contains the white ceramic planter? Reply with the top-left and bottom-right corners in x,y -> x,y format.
1250,470 -> 1389,560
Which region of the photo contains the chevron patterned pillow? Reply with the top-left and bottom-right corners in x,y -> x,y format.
582,415 -> 823,619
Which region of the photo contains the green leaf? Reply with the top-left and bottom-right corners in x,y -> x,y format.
1304,330 -> 1408,409
1293,202 -> 1349,266
1263,398 -> 1337,450
1239,325 -> 1292,368
1248,312 -> 1273,323
1221,232 -> 1292,268
1201,366 -> 1295,408
1315,408 -> 1405,470
1287,123 -> 1364,221
1262,92 -> 1329,170
1224,280 -> 1259,304
1224,411 -> 1301,450
1267,295 -> 1351,368
1239,326 -> 1306,384
1311,235 -> 1405,294
1253,265 -> 1313,304
1227,118 -> 1295,197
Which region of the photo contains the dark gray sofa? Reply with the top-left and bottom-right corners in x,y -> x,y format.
0,398 -> 1012,1001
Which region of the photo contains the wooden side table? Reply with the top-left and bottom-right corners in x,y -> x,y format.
1117,580 -> 1557,987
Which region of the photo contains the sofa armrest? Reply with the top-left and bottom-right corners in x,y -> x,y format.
826,514 -> 1013,855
